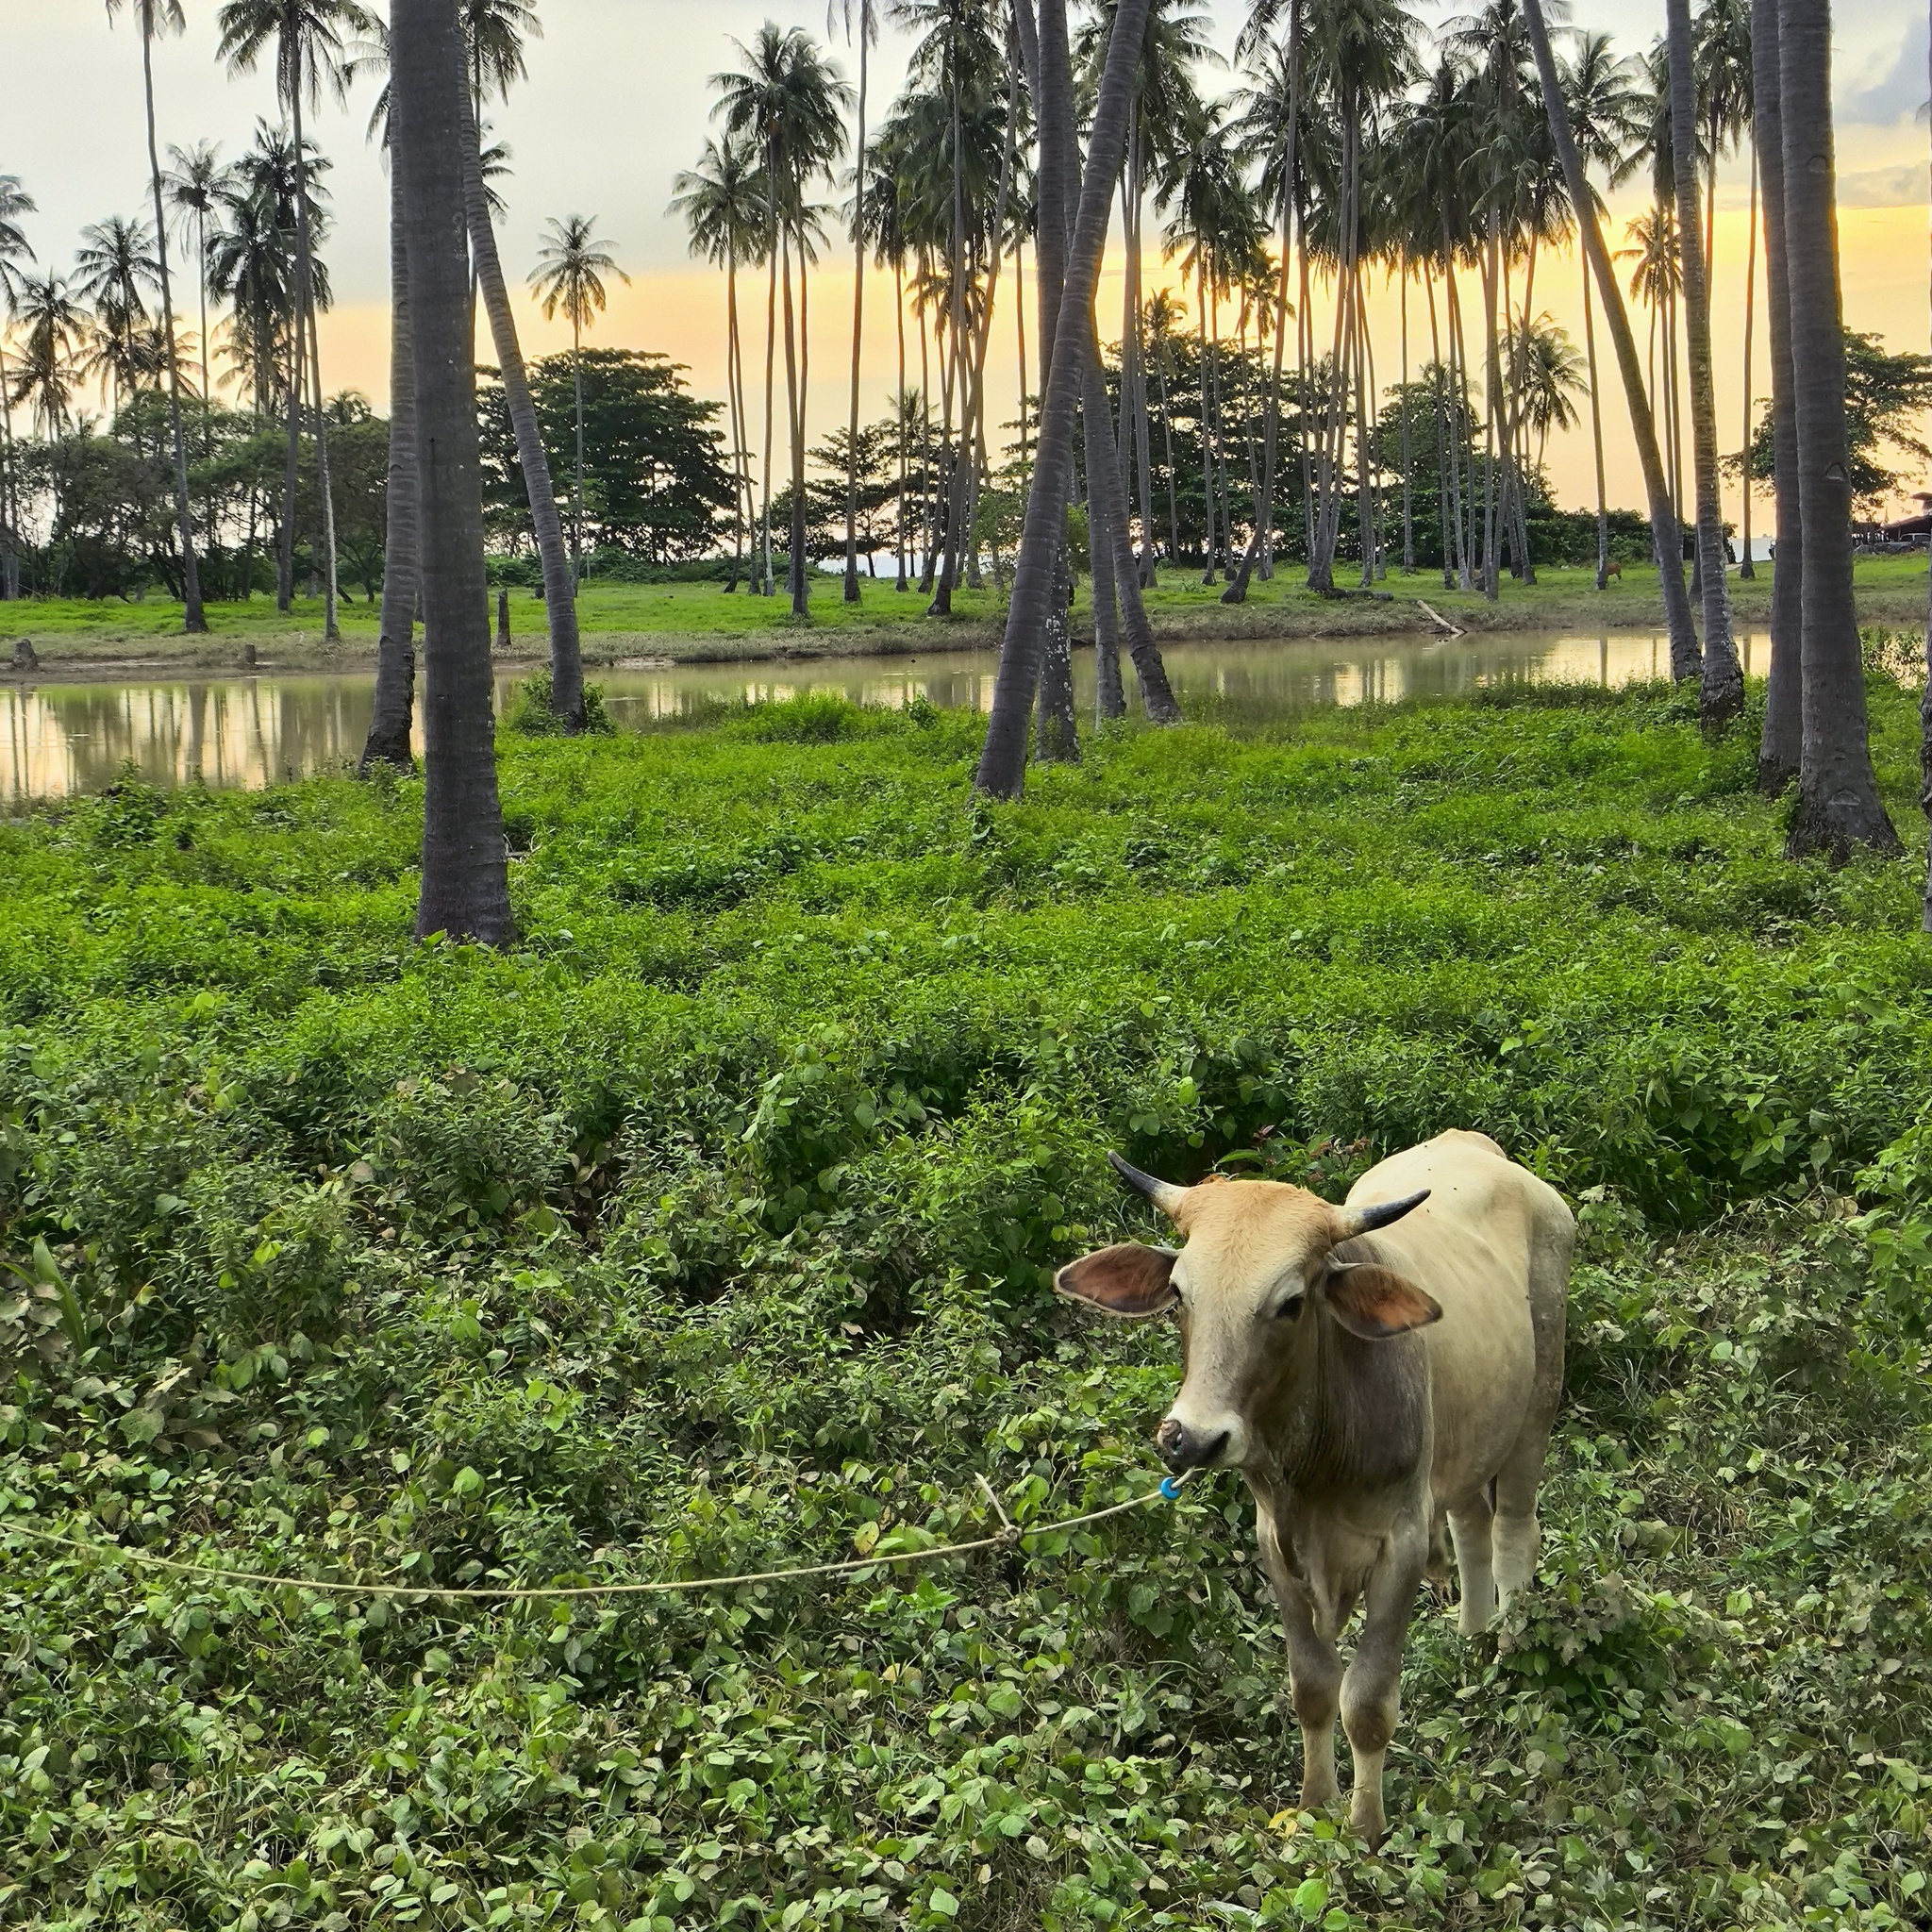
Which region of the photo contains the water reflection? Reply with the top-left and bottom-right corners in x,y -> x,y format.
0,627 -> 1765,807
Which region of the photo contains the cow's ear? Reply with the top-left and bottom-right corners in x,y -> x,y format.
1322,1264 -> 1441,1340
1055,1244 -> 1180,1319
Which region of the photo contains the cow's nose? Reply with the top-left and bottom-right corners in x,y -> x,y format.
1156,1418 -> 1229,1473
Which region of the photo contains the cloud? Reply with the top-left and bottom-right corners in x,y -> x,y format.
1837,164 -> 1929,208
1843,13 -> 1929,126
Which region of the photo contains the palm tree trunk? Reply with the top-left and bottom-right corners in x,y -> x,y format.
1523,0 -> 1700,675
1089,377 -> 1126,724
572,321 -> 585,587
363,143 -> 420,774
393,0 -> 511,944
289,76 -> 338,637
1399,259 -> 1413,573
458,91 -> 583,727
277,215 -> 305,612
308,310 -> 341,641
784,230 -> 810,618
139,18 -> 207,634
1196,263 -> 1217,584
1753,0 -> 1802,788
759,166 -> 779,597
1668,0 -> 1741,727
1582,249 -> 1611,590
1739,143 -> 1758,580
843,25 -> 869,605
1776,0 -> 1901,860
895,256 -> 909,591
1425,258 -> 1454,586
976,0 -> 1149,798
724,247 -> 745,591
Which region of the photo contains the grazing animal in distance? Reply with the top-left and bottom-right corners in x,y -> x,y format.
1600,558 -> 1624,583
1056,1130 -> 1573,1845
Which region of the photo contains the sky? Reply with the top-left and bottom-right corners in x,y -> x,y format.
4,0 -> 1928,528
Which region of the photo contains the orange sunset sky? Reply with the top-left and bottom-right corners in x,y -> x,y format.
8,0 -> 1929,541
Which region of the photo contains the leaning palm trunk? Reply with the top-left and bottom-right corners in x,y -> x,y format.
1667,0 -> 1742,728
975,0 -> 1150,797
1776,0 -> 1901,862
1752,0 -> 1803,790
363,143 -> 421,774
458,91 -> 583,729
394,0 -> 511,944
138,17 -> 206,633
1524,0 -> 1698,675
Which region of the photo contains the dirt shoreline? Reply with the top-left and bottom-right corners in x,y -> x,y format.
5,578 -> 1924,685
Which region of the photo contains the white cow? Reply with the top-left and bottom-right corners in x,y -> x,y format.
1056,1129 -> 1572,1844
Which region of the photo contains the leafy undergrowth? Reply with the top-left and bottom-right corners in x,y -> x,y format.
1,679 -> 1929,1930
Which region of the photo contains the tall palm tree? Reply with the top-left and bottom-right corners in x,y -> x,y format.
216,0 -> 374,634
714,25 -> 853,616
829,0 -> 880,604
670,135 -> 770,592
391,0 -> 509,943
0,175 -> 34,600
529,214 -> 628,594
1557,29 -> 1643,591
1774,0 -> 1899,861
1509,311 -> 1585,470
976,0 -> 1153,798
106,0 -> 208,630
1522,0 -> 1699,672
162,140 -> 228,457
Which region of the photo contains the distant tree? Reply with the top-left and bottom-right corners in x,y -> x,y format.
478,349 -> 735,566
1738,331 -> 1932,521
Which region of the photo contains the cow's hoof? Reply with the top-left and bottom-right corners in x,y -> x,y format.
1348,1801 -> 1388,1850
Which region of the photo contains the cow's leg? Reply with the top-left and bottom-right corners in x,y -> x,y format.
1447,1491 -> 1496,1635
1340,1522 -> 1428,1846
1491,1417 -> 1554,1607
1278,1588 -> 1343,1812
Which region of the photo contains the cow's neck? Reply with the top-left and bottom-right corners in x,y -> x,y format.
1250,1315 -> 1428,1507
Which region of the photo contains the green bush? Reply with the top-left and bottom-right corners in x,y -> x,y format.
504,665 -> 614,735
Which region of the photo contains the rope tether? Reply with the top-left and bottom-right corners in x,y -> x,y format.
0,1471 -> 1195,1606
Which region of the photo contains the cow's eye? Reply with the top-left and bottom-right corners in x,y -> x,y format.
1274,1294 -> 1305,1323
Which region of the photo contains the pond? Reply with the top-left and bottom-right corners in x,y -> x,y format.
0,627 -> 1770,807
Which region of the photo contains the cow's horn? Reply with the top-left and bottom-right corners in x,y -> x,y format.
1340,1189 -> 1431,1236
1108,1152 -> 1191,1216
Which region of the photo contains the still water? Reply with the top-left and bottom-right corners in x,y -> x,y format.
0,629 -> 1767,808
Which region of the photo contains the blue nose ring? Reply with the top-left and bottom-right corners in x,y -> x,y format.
1159,1475 -> 1185,1501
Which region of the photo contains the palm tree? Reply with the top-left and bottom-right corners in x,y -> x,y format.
1521,0 -> 1699,672
1557,29 -> 1644,590
670,135 -> 770,592
0,175 -> 35,600
1774,0 -> 1899,861
976,0 -> 1154,798
162,140 -> 229,457
829,0 -> 880,604
74,216 -> 160,409
713,25 -> 853,616
1510,312 -> 1585,469
105,0 -> 208,631
529,214 -> 628,593
9,272 -> 89,436
216,0 -> 374,634
391,0 -> 510,942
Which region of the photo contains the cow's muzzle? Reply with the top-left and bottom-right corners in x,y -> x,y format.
1156,1417 -> 1229,1474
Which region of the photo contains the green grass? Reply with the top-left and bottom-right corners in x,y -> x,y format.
2,679 -> 1930,1928
8,557 -> 1929,675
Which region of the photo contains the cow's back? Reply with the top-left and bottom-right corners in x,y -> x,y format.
1343,1131 -> 1572,1507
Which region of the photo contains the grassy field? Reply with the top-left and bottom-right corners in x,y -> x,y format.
1,675 -> 1930,1929
4,557 -> 1928,678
